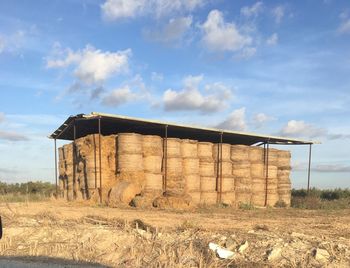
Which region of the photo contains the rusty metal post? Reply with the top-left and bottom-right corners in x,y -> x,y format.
163,125 -> 168,192
54,138 -> 58,197
98,117 -> 102,203
219,132 -> 223,203
264,141 -> 270,207
93,133 -> 97,189
73,120 -> 76,200
307,144 -> 312,192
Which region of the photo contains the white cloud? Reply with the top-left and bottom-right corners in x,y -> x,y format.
0,130 -> 29,141
144,16 -> 192,44
200,9 -> 252,53
101,0 -> 204,20
0,112 -> 5,123
102,85 -> 138,106
46,45 -> 131,85
266,33 -> 278,46
241,1 -> 263,17
237,47 -> 257,59
272,6 -> 285,24
279,120 -> 326,138
253,113 -> 274,128
293,162 -> 350,173
338,19 -> 350,34
151,72 -> 163,81
216,108 -> 247,131
0,30 -> 26,54
163,74 -> 233,113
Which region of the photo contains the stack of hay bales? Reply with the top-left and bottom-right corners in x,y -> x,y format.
58,147 -> 66,199
181,139 -> 200,204
142,135 -> 163,196
265,148 -> 279,206
116,133 -> 144,188
250,146 -> 266,206
214,144 -> 235,205
62,143 -> 74,200
165,138 -> 185,195
198,142 -> 216,205
277,150 -> 292,206
232,145 -> 251,206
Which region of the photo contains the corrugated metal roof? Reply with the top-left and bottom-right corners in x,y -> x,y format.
49,112 -> 315,145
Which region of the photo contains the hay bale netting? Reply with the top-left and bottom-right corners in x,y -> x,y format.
117,133 -> 142,154
200,191 -> 217,205
277,150 -> 291,168
214,161 -> 232,176
142,135 -> 163,156
200,176 -> 216,192
143,155 -> 162,174
166,138 -> 181,158
181,139 -> 198,158
231,145 -> 249,162
108,181 -> 142,206
232,161 -> 251,178
185,174 -> 200,192
144,172 -> 163,193
199,160 -> 215,176
198,142 -> 213,160
249,146 -> 264,163
183,158 -> 199,175
212,143 -> 231,161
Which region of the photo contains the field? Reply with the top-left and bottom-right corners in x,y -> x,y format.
0,200 -> 349,267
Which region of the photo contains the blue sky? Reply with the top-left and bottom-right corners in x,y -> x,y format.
0,0 -> 349,188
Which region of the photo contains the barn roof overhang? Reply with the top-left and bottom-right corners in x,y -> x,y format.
48,112 -> 316,145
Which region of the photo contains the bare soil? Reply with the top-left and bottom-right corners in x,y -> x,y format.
0,201 -> 349,267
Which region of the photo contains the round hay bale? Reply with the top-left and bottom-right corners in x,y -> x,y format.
221,192 -> 235,206
231,145 -> 249,162
189,191 -> 201,204
143,155 -> 162,173
118,133 -> 142,154
58,147 -> 65,161
118,153 -> 143,172
183,158 -> 199,175
200,191 -> 217,205
117,171 -> 145,189
221,176 -> 234,192
251,163 -> 264,178
181,139 -> 198,158
235,179 -> 252,191
251,193 -> 266,206
166,138 -> 181,157
199,160 -> 215,176
108,181 -> 142,206
200,176 -> 216,192
131,195 -> 155,208
213,143 -> 231,161
63,143 -> 73,160
166,157 -> 182,175
232,161 -> 251,177
166,175 -> 185,195
267,148 -> 278,165
249,146 -> 264,163
214,161 -> 232,176
235,190 -> 251,205
198,142 -> 213,160
144,172 -> 163,192
185,174 -> 200,192
153,195 -> 192,210
142,135 -> 163,156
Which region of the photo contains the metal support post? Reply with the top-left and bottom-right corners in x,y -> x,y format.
307,144 -> 312,192
98,117 -> 102,203
264,140 -> 270,207
73,120 -> 76,200
54,139 -> 58,197
163,125 -> 168,192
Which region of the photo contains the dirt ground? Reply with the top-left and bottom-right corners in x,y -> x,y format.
0,201 -> 349,267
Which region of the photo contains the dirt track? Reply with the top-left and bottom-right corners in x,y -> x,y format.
0,201 -> 349,267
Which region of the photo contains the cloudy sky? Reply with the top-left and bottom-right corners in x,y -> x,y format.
0,0 -> 349,188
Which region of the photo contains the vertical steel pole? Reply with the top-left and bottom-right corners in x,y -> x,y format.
163,125 -> 168,192
307,144 -> 312,192
219,133 -> 223,203
98,117 -> 102,204
54,139 -> 58,197
93,133 -> 97,189
264,141 -> 269,207
73,120 -> 76,200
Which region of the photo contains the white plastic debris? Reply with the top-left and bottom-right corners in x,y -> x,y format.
209,242 -> 235,259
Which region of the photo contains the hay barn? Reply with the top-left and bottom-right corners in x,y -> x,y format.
49,112 -> 314,208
